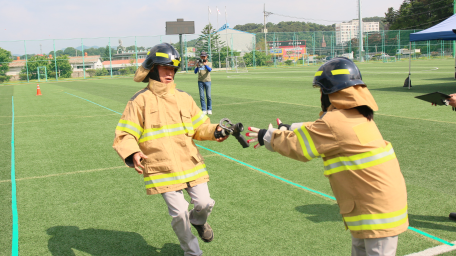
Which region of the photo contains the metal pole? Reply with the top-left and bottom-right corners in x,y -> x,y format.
225,6 -> 229,67
81,38 -> 86,79
45,66 -> 48,82
313,32 -> 316,65
53,39 -> 58,81
217,6 -> 221,69
273,32 -> 276,67
358,0 -> 363,62
179,34 -> 184,70
382,30 -> 384,62
253,35 -> 256,68
109,37 -> 113,78
135,36 -> 138,69
408,41 -> 411,89
24,40 -> 29,82
453,0 -> 456,78
208,6 -> 212,62
366,32 -> 369,62
398,30 -> 401,60
264,4 -> 268,55
184,35 -> 188,72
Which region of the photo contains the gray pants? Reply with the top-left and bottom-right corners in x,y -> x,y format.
352,235 -> 398,256
162,182 -> 215,256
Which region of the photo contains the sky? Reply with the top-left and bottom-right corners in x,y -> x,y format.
0,0 -> 404,54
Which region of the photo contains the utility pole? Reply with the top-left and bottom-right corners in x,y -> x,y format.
263,4 -> 272,55
358,0 -> 363,62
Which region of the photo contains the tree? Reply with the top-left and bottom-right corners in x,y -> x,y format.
86,69 -> 97,77
195,24 -> 226,66
0,47 -> 12,83
49,55 -> 72,78
19,55 -> 50,80
96,67 -> 109,76
243,50 -> 271,67
385,0 -> 454,30
63,47 -> 82,57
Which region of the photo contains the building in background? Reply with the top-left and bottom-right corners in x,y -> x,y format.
335,20 -> 379,45
186,47 -> 196,57
215,24 -> 256,55
268,40 -> 307,62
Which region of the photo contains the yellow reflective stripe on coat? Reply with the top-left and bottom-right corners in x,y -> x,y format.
116,119 -> 144,139
314,71 -> 323,76
192,111 -> 209,129
344,205 -> 408,231
323,143 -> 396,176
156,52 -> 169,58
331,69 -> 350,75
139,122 -> 194,143
293,125 -> 320,160
144,164 -> 208,188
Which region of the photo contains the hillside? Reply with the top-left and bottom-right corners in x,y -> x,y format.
233,17 -> 387,33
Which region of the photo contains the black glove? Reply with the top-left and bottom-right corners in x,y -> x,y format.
278,123 -> 291,130
214,129 -> 225,139
257,129 -> 267,146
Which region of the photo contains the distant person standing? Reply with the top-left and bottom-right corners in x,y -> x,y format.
194,51 -> 213,114
447,94 -> 456,221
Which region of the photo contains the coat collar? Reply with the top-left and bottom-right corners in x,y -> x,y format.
148,80 -> 176,96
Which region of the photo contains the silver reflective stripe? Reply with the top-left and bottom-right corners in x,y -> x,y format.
296,127 -> 317,158
144,167 -> 207,186
345,211 -> 408,227
117,122 -> 142,136
140,126 -> 185,140
324,147 -> 395,171
192,114 -> 206,126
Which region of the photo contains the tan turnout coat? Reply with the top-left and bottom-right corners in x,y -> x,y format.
264,86 -> 408,239
113,76 -> 217,195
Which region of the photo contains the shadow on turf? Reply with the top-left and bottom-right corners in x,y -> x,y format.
47,226 -> 182,256
408,214 -> 456,233
370,80 -> 456,95
295,204 -> 341,223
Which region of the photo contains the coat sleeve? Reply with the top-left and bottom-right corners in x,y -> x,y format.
269,119 -> 339,162
189,97 -> 217,141
113,100 -> 144,167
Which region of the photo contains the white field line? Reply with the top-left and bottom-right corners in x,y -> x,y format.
215,101 -> 263,106
261,99 -> 456,125
405,240 -> 456,256
0,166 -> 125,183
202,154 -> 220,158
0,113 -> 119,126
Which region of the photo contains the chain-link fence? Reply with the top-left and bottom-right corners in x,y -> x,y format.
1,30 -> 454,84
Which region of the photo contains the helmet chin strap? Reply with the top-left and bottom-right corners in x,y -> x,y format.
321,93 -> 331,112
148,65 -> 161,82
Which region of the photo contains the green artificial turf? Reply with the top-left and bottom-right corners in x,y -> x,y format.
2,58 -> 456,255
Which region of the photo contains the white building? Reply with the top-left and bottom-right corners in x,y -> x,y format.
214,24 -> 256,55
335,20 -> 380,45
69,54 -> 103,71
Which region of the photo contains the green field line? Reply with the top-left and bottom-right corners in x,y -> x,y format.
62,90 -> 455,248
10,96 -> 18,256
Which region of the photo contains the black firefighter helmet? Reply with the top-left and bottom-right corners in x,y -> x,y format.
313,57 -> 365,95
140,43 -> 181,82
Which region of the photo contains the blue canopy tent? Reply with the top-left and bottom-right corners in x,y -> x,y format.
404,15 -> 456,88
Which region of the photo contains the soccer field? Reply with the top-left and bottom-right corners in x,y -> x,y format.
2,59 -> 456,255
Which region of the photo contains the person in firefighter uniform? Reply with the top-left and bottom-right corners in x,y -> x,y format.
246,57 -> 408,256
113,43 -> 228,256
